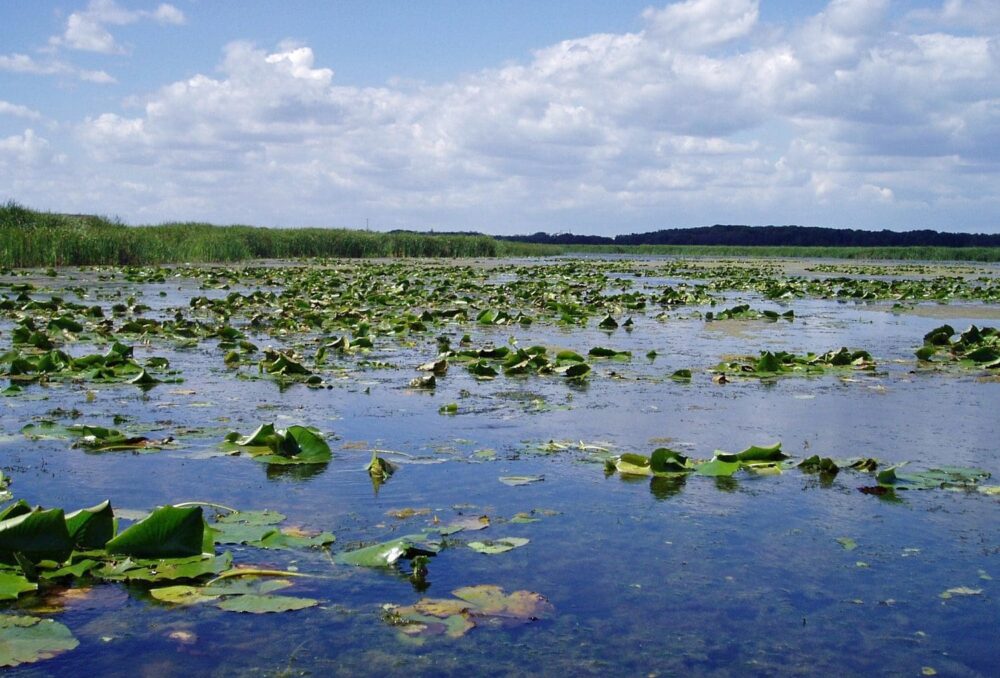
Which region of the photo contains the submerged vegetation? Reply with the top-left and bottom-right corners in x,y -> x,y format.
3,202 -> 999,265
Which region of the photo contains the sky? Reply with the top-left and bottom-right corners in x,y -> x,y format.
1,1 -> 999,235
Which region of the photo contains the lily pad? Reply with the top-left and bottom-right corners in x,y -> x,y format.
694,458 -> 741,477
215,594 -> 318,614
0,615 -> 78,667
0,508 -> 73,565
499,475 -> 544,486
468,537 -> 530,555
385,584 -> 553,639
228,424 -> 332,465
105,505 -> 204,559
0,573 -> 37,601
334,534 -> 440,567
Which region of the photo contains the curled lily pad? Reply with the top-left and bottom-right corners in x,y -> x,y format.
367,451 -> 396,482
0,508 -> 73,565
105,505 -> 204,559
65,500 -> 114,549
716,442 -> 787,464
800,456 -> 839,474
228,424 -> 332,465
650,448 -> 690,473
409,374 -> 436,389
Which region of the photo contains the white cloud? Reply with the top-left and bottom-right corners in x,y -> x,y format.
907,0 -> 1000,31
0,101 -> 42,120
51,0 -> 186,54
642,0 -> 759,50
0,129 -> 52,166
152,4 -> 185,25
8,0 -> 992,232
0,52 -> 116,84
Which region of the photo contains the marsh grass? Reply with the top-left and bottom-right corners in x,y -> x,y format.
0,202 -> 548,266
2,202 -> 997,265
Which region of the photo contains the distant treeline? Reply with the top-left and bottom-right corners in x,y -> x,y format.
501,224 -> 1000,248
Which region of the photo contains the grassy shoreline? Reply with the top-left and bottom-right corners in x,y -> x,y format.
2,202 -> 998,265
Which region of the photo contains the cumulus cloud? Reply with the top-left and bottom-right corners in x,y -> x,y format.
50,0 -> 186,54
20,0 -> 999,231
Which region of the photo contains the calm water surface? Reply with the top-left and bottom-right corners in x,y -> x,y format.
1,259 -> 998,676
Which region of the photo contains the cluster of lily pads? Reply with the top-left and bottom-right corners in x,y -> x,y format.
916,324 -> 999,368
604,441 -> 996,497
0,340 -> 176,388
703,304 -> 794,321
714,347 -> 876,379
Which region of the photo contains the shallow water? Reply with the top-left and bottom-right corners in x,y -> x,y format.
1,259 -> 998,676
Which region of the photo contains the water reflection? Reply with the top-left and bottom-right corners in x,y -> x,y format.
713,476 -> 739,492
264,462 -> 328,482
649,474 -> 687,500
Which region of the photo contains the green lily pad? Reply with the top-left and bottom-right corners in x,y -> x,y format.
0,508 -> 73,565
251,528 -> 335,550
0,615 -> 78,667
694,458 -> 741,477
468,537 -> 530,554
105,505 -> 204,559
0,573 -> 37,601
215,594 -> 318,614
334,534 -> 439,567
65,500 -> 115,550
215,509 -> 285,526
716,442 -> 786,463
229,424 -> 332,465
149,584 -> 220,606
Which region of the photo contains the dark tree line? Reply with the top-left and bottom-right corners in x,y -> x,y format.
498,225 -> 1000,248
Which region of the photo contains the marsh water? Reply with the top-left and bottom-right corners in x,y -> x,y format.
1,257 -> 998,676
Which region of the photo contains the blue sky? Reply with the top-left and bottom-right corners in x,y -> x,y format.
2,0 -> 998,234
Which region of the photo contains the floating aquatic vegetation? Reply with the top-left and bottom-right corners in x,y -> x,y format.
0,341 -> 179,387
224,424 -> 332,465
0,615 -> 79,667
383,585 -> 553,639
21,421 -> 174,453
714,348 -> 876,378
704,304 -> 794,321
875,465 -> 991,491
467,537 -> 529,555
915,324 -> 1000,368
334,534 -> 441,567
